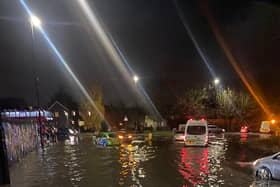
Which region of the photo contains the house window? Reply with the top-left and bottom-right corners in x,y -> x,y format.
54,112 -> 59,117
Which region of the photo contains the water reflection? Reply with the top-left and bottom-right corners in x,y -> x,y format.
240,133 -> 249,143
65,136 -> 79,145
259,133 -> 271,139
251,180 -> 280,187
178,135 -> 227,186
64,136 -> 84,187
118,141 -> 156,186
8,134 -> 280,187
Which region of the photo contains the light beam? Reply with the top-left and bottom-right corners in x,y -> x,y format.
20,0 -> 111,127
76,0 -> 163,120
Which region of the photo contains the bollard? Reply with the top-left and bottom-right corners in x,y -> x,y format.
0,113 -> 10,185
148,132 -> 153,141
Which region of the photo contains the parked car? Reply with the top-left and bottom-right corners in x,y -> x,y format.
253,152 -> 280,180
174,131 -> 185,141
57,127 -> 70,138
178,124 -> 186,132
240,126 -> 249,133
208,124 -> 225,134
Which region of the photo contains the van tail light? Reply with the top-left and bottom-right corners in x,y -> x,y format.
205,136 -> 209,143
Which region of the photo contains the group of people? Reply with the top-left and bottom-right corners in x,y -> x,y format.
41,125 -> 57,144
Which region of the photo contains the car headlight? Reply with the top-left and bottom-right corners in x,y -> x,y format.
118,135 -> 123,139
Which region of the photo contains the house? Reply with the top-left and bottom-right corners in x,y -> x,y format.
48,101 -> 78,129
144,115 -> 167,130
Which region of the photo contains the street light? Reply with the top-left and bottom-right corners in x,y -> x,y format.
30,15 -> 41,28
133,75 -> 139,84
214,78 -> 220,85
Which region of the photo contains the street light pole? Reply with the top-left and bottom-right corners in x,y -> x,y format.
133,75 -> 140,132
213,78 -> 221,119
30,16 -> 44,149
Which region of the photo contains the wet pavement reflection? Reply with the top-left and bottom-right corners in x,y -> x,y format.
7,134 -> 280,187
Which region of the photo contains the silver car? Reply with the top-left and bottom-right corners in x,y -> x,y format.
174,131 -> 185,141
253,152 -> 280,180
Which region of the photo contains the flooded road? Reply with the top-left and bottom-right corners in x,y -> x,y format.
7,134 -> 280,187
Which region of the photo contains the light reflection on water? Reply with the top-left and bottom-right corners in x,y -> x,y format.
63,136 -> 84,187
118,141 -> 157,186
178,135 -> 227,186
8,134 -> 280,187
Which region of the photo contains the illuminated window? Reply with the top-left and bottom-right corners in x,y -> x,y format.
54,112 -> 59,117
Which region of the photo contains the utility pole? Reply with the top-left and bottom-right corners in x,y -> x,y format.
31,17 -> 44,149
0,112 -> 10,185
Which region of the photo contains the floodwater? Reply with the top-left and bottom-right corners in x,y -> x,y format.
7,134 -> 280,187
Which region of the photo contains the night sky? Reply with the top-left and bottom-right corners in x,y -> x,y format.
0,0 -> 280,109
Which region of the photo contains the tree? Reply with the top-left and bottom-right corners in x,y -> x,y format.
216,88 -> 235,130
216,88 -> 259,130
233,91 -> 258,124
178,88 -> 208,118
79,84 -> 105,131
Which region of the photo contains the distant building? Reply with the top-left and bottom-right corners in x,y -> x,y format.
144,115 -> 166,130
48,101 -> 79,129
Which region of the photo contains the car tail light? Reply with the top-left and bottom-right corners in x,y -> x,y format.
189,118 -> 193,121
205,136 -> 209,143
201,118 -> 205,121
118,135 -> 123,139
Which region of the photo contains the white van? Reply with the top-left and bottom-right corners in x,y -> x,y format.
184,119 -> 208,146
259,121 -> 271,133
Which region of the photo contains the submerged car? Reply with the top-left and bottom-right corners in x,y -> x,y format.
116,131 -> 133,144
253,152 -> 280,180
95,132 -> 120,146
240,126 -> 249,133
174,131 -> 185,141
208,124 -> 225,134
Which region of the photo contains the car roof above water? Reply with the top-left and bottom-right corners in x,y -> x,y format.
186,120 -> 207,126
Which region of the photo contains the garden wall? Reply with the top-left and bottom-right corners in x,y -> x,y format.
2,119 -> 39,165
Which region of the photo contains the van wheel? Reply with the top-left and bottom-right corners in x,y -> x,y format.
256,167 -> 272,180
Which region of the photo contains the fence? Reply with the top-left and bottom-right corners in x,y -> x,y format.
2,118 -> 39,165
